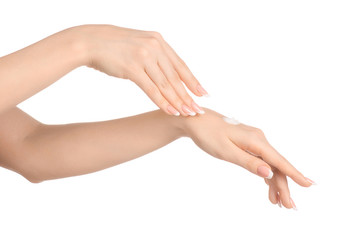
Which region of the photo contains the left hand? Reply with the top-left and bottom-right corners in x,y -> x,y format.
180,108 -> 315,208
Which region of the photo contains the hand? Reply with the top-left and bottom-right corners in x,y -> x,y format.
181,108 -> 315,208
79,24 -> 208,116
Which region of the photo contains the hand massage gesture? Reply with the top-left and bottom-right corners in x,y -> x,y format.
0,24 -> 314,209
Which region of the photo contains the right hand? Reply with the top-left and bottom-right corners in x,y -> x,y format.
78,24 -> 208,117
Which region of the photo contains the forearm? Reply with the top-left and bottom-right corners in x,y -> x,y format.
0,26 -> 88,113
21,110 -> 185,182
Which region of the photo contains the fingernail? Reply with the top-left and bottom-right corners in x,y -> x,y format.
191,101 -> 205,114
277,194 -> 282,208
257,166 -> 273,179
305,177 -> 317,185
290,197 -> 298,211
182,104 -> 196,116
196,84 -> 209,97
167,105 -> 180,116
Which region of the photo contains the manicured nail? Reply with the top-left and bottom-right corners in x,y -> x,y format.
257,166 -> 273,179
277,194 -> 282,208
167,105 -> 180,116
191,101 -> 205,114
182,104 -> 196,116
196,84 -> 209,97
290,197 -> 297,211
278,200 -> 282,208
305,177 -> 317,185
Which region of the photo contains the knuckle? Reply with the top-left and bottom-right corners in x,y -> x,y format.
177,58 -> 187,68
158,97 -> 168,108
253,127 -> 264,135
169,71 -> 180,82
250,127 -> 266,140
146,36 -> 160,48
137,47 -> 151,58
158,79 -> 170,90
145,84 -> 158,96
148,31 -> 162,39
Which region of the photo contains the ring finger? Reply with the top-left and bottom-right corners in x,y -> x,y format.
157,55 -> 204,114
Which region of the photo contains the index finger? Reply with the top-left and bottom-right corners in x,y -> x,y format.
160,40 -> 208,97
260,144 -> 313,187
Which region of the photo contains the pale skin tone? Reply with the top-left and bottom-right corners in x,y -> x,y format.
0,24 -> 314,209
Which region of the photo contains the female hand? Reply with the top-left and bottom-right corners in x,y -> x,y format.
78,24 -> 208,117
181,108 -> 315,208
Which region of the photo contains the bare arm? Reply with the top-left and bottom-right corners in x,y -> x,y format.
0,107 -> 183,182
0,107 -> 313,209
0,27 -> 86,114
0,24 -> 206,116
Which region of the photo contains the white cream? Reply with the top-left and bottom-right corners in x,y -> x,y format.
222,116 -> 241,125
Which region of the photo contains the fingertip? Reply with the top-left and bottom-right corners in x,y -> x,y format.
277,193 -> 282,208
268,186 -> 278,205
281,197 -> 293,209
196,84 -> 209,97
191,101 -> 205,115
305,177 -> 317,186
299,176 -> 315,188
289,171 -> 314,188
257,165 -> 274,179
166,105 -> 181,116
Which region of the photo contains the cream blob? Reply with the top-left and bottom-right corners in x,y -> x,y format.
222,116 -> 241,125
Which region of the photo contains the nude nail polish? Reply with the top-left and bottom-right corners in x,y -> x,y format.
196,84 -> 209,97
257,166 -> 273,179
191,101 -> 205,114
182,104 -> 196,116
305,177 -> 317,185
277,194 -> 282,208
167,105 -> 180,116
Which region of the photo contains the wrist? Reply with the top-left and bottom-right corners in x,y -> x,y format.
168,111 -> 207,139
169,107 -> 215,139
64,25 -> 96,67
167,112 -> 190,139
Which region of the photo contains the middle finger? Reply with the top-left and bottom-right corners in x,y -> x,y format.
157,55 -> 204,114
145,63 -> 194,116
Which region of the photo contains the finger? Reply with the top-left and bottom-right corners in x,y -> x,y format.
160,40 -> 208,97
157,55 -> 205,114
276,192 -> 282,208
260,144 -> 312,188
267,175 -> 282,207
272,171 -> 296,210
224,141 -> 274,179
133,70 -> 180,116
145,63 -> 194,116
232,131 -> 312,188
268,182 -> 279,205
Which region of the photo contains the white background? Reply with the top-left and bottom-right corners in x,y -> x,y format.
1,0 -> 361,239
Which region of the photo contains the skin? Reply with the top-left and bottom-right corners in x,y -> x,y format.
0,24 -> 313,209
0,24 -> 207,116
